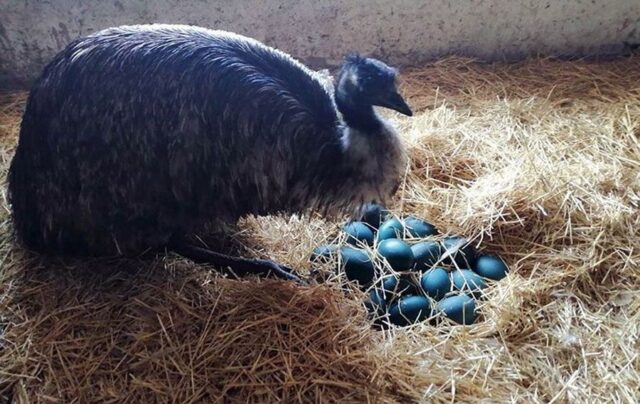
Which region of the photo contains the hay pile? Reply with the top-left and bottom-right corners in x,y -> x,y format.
1,55 -> 639,402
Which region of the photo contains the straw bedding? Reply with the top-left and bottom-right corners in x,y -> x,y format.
1,55 -> 639,402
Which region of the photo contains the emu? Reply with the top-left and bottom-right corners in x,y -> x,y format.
8,24 -> 412,282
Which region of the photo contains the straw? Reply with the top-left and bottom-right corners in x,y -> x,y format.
1,54 -> 639,402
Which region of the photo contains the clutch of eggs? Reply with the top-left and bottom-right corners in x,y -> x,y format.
310,203 -> 509,328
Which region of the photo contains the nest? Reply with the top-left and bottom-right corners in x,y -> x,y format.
1,54 -> 639,402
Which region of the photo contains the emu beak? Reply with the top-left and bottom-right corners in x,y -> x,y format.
374,91 -> 413,116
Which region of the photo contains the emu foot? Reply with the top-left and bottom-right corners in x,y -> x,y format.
169,241 -> 306,284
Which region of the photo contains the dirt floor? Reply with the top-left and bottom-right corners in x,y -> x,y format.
0,55 -> 639,402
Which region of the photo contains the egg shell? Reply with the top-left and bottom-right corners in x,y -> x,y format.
411,241 -> 442,271
377,217 -> 404,240
441,236 -> 477,267
378,239 -> 415,271
367,288 -> 388,314
310,244 -> 338,263
473,255 -> 509,280
380,275 -> 419,299
420,267 -> 451,300
360,203 -> 390,229
438,294 -> 476,325
343,221 -> 374,246
451,269 -> 487,296
388,295 -> 432,326
339,247 -> 375,286
404,216 -> 438,238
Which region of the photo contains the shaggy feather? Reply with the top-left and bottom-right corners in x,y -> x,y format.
8,24 -> 408,256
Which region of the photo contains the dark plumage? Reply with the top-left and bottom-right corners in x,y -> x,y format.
8,24 -> 412,280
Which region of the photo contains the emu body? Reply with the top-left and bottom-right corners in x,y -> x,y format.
9,24 -> 410,279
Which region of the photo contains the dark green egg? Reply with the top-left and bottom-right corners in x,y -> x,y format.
310,244 -> 338,264
339,247 -> 375,286
473,255 -> 509,280
377,217 -> 404,240
367,288 -> 388,314
378,239 -> 415,271
360,203 -> 390,229
367,275 -> 419,319
438,294 -> 476,325
404,216 -> 438,238
420,267 -> 451,300
381,274 -> 418,298
441,236 -> 477,267
388,295 -> 432,326
411,241 -> 442,271
343,221 -> 374,246
451,269 -> 487,296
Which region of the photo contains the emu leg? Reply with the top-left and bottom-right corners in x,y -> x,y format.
169,241 -> 305,283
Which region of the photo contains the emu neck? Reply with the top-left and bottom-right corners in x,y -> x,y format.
336,97 -> 382,133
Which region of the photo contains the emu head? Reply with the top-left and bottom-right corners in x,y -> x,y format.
336,54 -> 413,116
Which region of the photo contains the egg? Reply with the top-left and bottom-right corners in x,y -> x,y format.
411,241 -> 442,271
404,216 -> 438,238
451,269 -> 487,296
343,221 -> 374,246
388,295 -> 432,326
378,239 -> 415,271
420,267 -> 451,300
339,247 -> 376,286
367,288 -> 388,314
377,217 -> 404,240
441,236 -> 477,267
381,274 -> 418,297
360,203 -> 390,229
473,255 -> 509,280
438,294 -> 476,325
366,275 -> 419,319
310,244 -> 338,263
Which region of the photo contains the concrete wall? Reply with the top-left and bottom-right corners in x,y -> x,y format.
1,0 -> 640,88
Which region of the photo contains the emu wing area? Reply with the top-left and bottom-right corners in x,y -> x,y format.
9,26 -> 343,255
